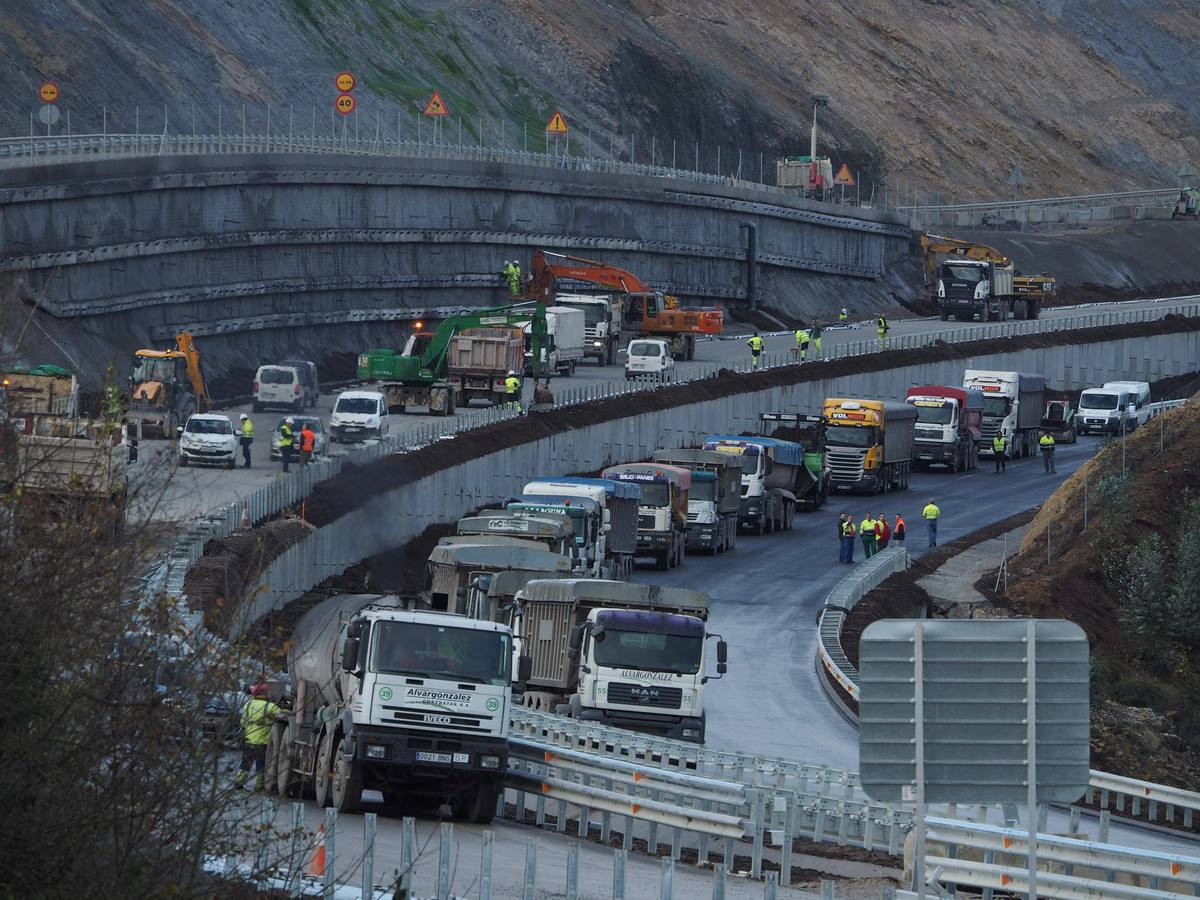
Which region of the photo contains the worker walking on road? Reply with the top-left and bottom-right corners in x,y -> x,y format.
299,420 -> 316,466
794,327 -> 810,361
505,370 -> 523,415
893,513 -> 906,545
238,414 -> 254,468
279,416 -> 295,473
236,683 -> 283,791
1040,431 -> 1057,474
923,498 -> 941,547
876,314 -> 890,349
747,332 -> 764,368
860,513 -> 878,558
839,514 -> 856,564
992,433 -> 1008,473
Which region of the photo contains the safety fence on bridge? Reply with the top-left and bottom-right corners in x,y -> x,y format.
902,186 -> 1184,229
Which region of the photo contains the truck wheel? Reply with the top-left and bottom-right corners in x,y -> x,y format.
314,730 -> 334,807
940,310 -> 950,321
276,740 -> 301,798
331,734 -> 362,814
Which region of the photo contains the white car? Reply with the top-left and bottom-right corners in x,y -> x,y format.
624,339 -> 675,379
178,413 -> 237,468
329,390 -> 390,443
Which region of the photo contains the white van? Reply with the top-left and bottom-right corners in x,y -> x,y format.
254,365 -> 305,412
623,338 -> 674,379
1102,381 -> 1151,428
329,390 -> 389,443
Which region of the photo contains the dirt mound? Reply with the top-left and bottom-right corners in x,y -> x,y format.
1092,700 -> 1200,791
182,518 -> 312,637
305,315 -> 1200,530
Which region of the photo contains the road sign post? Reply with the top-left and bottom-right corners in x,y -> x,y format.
859,619 -> 1089,900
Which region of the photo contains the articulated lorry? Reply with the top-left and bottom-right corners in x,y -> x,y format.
962,370 -> 1046,458
758,413 -> 831,511
822,399 -> 916,494
520,477 -> 640,580
601,463 -> 691,570
701,435 -> 805,534
651,449 -> 742,554
905,386 -> 984,472
270,594 -> 528,820
507,579 -> 726,743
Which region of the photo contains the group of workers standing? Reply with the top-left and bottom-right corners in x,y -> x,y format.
745,308 -> 893,368
235,413 -> 316,473
988,432 -> 1058,474
837,500 -> 941,563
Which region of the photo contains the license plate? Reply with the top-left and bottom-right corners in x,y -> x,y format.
415,751 -> 452,764
423,714 -> 452,726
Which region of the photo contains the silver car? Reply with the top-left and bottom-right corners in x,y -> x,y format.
270,416 -> 329,460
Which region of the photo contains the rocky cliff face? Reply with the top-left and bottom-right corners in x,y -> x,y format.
3,0 -> 1197,199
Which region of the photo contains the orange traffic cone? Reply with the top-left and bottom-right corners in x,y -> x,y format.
306,823 -> 326,878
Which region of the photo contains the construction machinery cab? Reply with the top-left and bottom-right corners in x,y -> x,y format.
402,331 -> 437,359
128,332 -> 210,438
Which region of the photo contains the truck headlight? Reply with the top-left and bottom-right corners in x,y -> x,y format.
592,340 -> 603,348
480,755 -> 501,769
365,744 -> 387,760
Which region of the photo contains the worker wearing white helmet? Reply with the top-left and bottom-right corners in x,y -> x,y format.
279,416 -> 296,473
238,413 -> 254,468
504,369 -> 523,415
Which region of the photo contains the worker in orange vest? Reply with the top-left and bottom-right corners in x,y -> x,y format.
893,513 -> 907,545
299,421 -> 317,466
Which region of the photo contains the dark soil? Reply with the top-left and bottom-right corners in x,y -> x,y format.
304,315 -> 1200,529
364,521 -> 458,593
842,508 -> 1042,672
1052,280 -> 1200,307
181,517 -> 312,637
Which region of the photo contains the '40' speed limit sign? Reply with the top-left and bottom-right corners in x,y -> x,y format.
335,93 -> 356,115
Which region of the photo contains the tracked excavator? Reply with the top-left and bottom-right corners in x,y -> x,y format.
921,234 -> 1054,322
525,250 -> 723,361
128,332 -> 211,438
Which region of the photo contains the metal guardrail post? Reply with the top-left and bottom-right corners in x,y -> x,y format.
438,821 -> 452,899
523,839 -> 538,900
566,840 -> 579,900
661,857 -> 675,900
288,801 -> 305,897
322,806 -> 336,900
400,816 -> 415,893
613,848 -> 627,900
480,830 -> 494,900
361,812 -> 376,899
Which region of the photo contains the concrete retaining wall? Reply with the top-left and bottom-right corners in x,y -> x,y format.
232,328 -> 1200,637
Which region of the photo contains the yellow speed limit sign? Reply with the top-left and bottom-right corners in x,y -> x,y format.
335,93 -> 356,115
39,82 -> 60,103
335,71 -> 356,92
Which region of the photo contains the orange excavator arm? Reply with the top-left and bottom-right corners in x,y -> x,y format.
174,331 -> 211,412
527,249 -> 651,303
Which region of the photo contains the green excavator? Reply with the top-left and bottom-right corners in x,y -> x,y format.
357,301 -> 549,415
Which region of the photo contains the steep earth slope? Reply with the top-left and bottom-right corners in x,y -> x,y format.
2,0 -> 1197,198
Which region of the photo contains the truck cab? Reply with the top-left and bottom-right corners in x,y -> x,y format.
601,463 -> 691,570
936,259 -> 1014,321
509,579 -> 726,743
905,386 -> 984,472
962,370 -> 1046,457
522,477 -> 640,581
821,399 -> 917,493
555,293 -> 620,365
701,435 -> 804,533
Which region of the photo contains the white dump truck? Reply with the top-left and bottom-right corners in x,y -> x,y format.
962,369 -> 1046,458
270,594 -> 529,821
507,579 -> 726,743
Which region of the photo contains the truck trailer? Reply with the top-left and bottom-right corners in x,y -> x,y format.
758,413 -> 831,511
270,594 -> 527,821
507,579 -> 726,743
601,463 -> 691,570
701,435 -> 805,534
651,448 -> 742,554
905,386 -> 984,472
962,370 -> 1046,458
447,327 -> 525,408
822,399 -> 916,494
520,477 -> 640,580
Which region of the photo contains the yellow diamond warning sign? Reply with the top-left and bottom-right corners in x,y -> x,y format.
833,163 -> 855,186
545,110 -> 568,135
423,90 -> 448,117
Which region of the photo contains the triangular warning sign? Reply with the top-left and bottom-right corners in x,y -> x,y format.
545,110 -> 568,135
423,90 -> 448,117
833,163 -> 855,186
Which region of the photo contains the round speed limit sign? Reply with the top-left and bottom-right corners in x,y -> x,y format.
335,93 -> 356,115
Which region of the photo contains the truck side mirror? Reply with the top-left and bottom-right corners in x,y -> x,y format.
517,655 -> 533,682
717,639 -> 728,674
340,637 -> 360,673
567,624 -> 584,659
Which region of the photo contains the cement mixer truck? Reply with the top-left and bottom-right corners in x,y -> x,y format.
268,594 -> 527,822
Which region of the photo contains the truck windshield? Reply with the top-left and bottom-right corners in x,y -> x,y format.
825,424 -> 876,448
981,396 -> 1010,417
593,630 -> 703,675
912,403 -> 954,425
637,483 -> 671,506
1080,393 -> 1119,410
943,264 -> 985,282
690,479 -> 716,501
560,302 -> 605,325
371,622 -> 511,686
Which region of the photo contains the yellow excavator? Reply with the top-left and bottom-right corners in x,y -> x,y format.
128,331 -> 211,438
921,234 -> 1055,321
